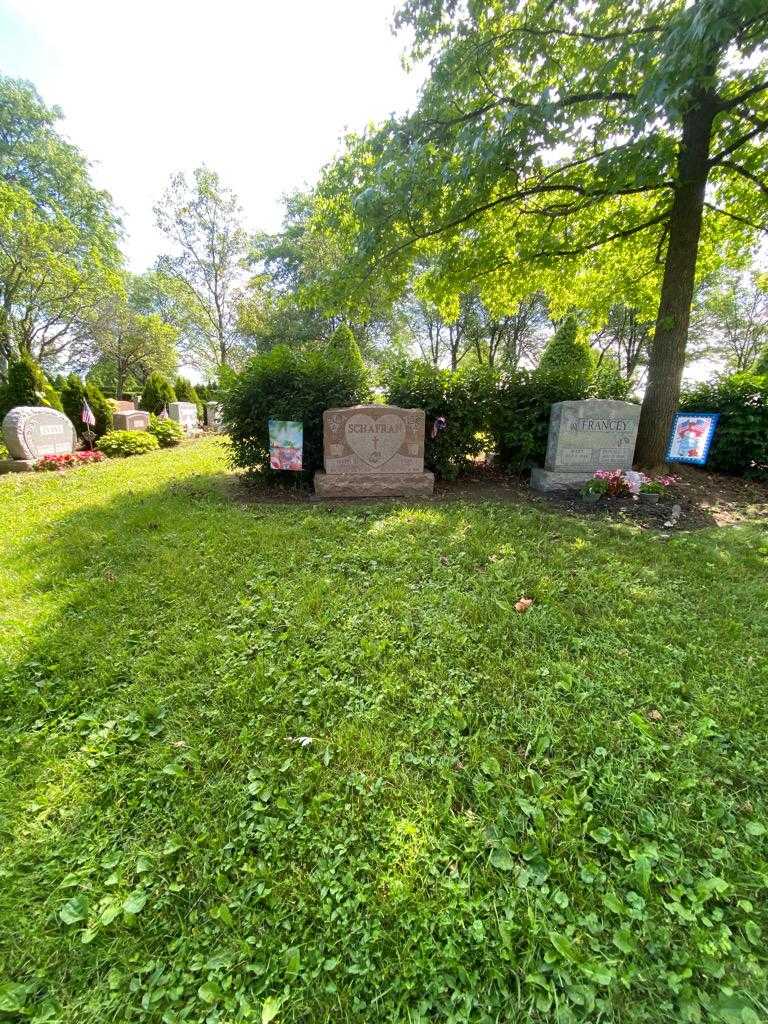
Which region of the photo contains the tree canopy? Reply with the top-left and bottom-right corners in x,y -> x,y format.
305,0 -> 768,464
0,76 -> 123,372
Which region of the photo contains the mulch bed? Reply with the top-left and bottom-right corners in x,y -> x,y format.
213,462 -> 768,532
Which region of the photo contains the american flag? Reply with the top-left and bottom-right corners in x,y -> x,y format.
82,400 -> 96,427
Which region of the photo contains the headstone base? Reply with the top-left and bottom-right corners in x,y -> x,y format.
0,458 -> 36,475
530,467 -> 596,492
314,470 -> 434,498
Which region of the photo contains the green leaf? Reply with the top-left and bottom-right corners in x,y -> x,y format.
745,920 -> 761,945
602,893 -> 624,915
262,994 -> 282,1023
612,927 -> 637,954
490,849 -> 515,871
549,931 -> 580,962
590,827 -> 612,845
59,895 -> 89,925
122,891 -> 147,915
745,820 -> 765,837
0,982 -> 29,1013
100,901 -> 121,926
198,980 -> 222,1004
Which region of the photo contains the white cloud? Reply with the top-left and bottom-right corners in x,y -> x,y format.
1,0 -> 422,270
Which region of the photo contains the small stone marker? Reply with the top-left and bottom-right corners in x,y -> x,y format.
530,399 -> 641,491
314,404 -> 434,497
205,401 -> 223,431
168,402 -> 199,435
1,406 -> 77,473
113,410 -> 150,431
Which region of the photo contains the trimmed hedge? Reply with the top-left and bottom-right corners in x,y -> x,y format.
222,344 -> 370,478
383,358 -> 630,477
140,373 -> 176,415
0,352 -> 62,420
60,375 -> 113,438
97,430 -> 160,457
382,359 -> 497,479
680,371 -> 768,478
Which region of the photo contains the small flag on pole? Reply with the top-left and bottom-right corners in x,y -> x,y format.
158,404 -> 169,420
82,400 -> 96,427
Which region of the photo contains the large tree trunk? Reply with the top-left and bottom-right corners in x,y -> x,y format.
635,92 -> 718,469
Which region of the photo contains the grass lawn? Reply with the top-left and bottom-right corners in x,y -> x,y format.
1,438 -> 767,1024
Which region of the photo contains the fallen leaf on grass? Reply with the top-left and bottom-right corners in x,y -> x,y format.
647,709 -> 663,722
514,597 -> 534,613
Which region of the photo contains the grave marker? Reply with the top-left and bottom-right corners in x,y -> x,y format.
530,399 -> 641,491
113,410 -> 150,431
168,402 -> 199,435
314,404 -> 434,497
1,406 -> 77,473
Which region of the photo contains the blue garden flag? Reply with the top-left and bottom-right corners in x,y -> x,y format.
666,412 -> 719,466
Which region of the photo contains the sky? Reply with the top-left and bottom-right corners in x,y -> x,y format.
0,0 -> 423,271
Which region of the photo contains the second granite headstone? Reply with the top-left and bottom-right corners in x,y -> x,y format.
113,410 -> 150,431
530,399 -> 641,491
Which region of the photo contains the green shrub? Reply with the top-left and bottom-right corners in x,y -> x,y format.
592,356 -> 632,400
538,313 -> 596,381
222,344 -> 370,478
148,415 -> 184,447
174,376 -> 204,420
140,372 -> 176,415
680,371 -> 768,478
0,352 -> 63,420
752,347 -> 768,376
382,358 -> 497,479
488,369 -> 588,473
85,383 -> 114,438
327,323 -> 365,374
60,375 -> 113,438
97,430 -> 160,457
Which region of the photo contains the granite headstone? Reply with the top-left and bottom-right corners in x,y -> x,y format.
314,404 -> 434,497
1,406 -> 77,473
530,399 -> 641,491
113,410 -> 150,431
168,402 -> 199,435
205,401 -> 223,431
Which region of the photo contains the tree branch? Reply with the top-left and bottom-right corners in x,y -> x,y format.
704,202 -> 767,232
716,79 -> 768,113
709,120 -> 768,165
523,212 -> 669,259
717,160 -> 768,198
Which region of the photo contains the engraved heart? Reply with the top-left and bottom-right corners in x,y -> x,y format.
345,413 -> 405,467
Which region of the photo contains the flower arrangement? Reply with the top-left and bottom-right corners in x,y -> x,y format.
580,476 -> 609,501
34,451 -> 105,471
582,469 -> 680,502
593,468 -> 631,496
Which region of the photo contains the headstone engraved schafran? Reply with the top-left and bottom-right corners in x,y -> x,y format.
314,404 -> 435,497
113,409 -> 150,431
530,399 -> 641,491
168,401 -> 199,436
1,406 -> 77,473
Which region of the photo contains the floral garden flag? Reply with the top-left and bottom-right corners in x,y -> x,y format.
666,412 -> 719,465
268,419 -> 303,471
